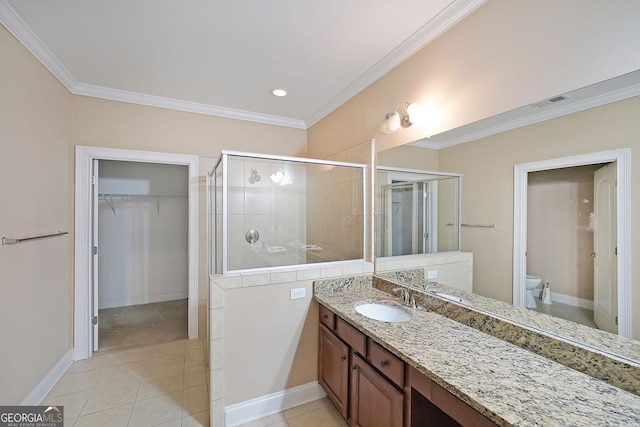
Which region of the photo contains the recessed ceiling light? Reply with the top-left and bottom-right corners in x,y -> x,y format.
271,88 -> 287,97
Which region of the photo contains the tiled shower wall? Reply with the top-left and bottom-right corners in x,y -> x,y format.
227,157 -> 308,270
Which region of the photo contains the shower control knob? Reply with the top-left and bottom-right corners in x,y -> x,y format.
245,229 -> 260,244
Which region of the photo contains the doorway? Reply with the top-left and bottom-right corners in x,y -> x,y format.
525,163 -> 615,331
96,160 -> 189,352
74,146 -> 199,360
513,149 -> 631,338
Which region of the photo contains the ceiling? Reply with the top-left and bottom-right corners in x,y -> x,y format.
1,0 -> 486,129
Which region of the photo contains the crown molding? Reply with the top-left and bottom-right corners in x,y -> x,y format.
305,0 -> 488,127
1,0 -> 77,90
413,76 -> 640,150
1,0 -> 306,129
74,83 -> 307,129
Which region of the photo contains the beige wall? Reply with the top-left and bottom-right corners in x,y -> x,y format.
527,165 -> 600,301
438,96 -> 640,339
308,0 -> 640,160
71,96 -> 307,159
0,25 -> 73,404
307,1 -> 640,341
377,145 -> 438,171
2,20 -> 307,403
223,281 -> 319,404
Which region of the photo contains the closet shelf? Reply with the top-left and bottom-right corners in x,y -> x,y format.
98,194 -> 186,215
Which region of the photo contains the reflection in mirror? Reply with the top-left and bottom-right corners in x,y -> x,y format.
372,72 -> 640,365
376,167 -> 460,257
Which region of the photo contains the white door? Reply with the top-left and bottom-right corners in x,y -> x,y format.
91,159 -> 100,351
593,163 -> 617,334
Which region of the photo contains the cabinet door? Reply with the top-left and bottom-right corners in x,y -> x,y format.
351,353 -> 403,427
319,324 -> 349,419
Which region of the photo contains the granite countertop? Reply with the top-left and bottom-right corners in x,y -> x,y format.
379,271 -> 640,364
314,281 -> 640,426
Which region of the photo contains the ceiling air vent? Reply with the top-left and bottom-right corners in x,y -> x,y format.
531,94 -> 569,108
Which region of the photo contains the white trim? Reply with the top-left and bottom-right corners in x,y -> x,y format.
224,382 -> 326,427
0,1 -> 77,91
74,85 -> 307,129
377,165 -> 462,178
74,146 -> 199,360
547,292 -> 594,311
1,0 -> 486,130
414,73 -> 640,150
305,0 -> 488,127
513,149 -> 631,338
20,349 -> 73,405
219,149 -> 366,168
0,1 -> 304,129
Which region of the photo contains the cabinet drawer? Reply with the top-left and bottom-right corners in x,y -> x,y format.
335,317 -> 366,355
319,304 -> 335,330
367,340 -> 404,388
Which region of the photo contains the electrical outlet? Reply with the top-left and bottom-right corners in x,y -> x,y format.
427,270 -> 437,279
290,288 -> 306,300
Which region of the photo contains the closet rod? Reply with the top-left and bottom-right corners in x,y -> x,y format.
2,231 -> 68,246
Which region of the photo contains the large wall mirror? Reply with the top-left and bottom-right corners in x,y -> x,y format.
373,70 -> 640,365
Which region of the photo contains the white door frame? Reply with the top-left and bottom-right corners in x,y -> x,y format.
513,148 -> 631,338
74,146 -> 199,360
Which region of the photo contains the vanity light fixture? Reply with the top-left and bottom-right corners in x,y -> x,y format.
378,102 -> 426,134
271,88 -> 287,97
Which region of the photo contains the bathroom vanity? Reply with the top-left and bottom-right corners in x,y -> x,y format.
319,304 -> 494,426
314,276 -> 640,426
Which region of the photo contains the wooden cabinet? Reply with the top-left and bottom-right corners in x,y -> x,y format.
319,305 -> 403,425
319,323 -> 349,419
351,353 -> 404,427
318,304 -> 496,427
405,366 -> 495,427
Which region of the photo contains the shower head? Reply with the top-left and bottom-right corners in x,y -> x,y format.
249,167 -> 261,183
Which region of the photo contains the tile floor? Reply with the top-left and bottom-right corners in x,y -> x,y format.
44,338 -> 209,426
99,300 -> 188,352
530,296 -> 597,329
237,398 -> 348,427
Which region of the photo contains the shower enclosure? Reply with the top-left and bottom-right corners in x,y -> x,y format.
376,167 -> 461,257
208,151 -> 366,273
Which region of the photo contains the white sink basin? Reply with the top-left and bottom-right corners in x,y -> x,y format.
435,292 -> 472,305
355,301 -> 412,322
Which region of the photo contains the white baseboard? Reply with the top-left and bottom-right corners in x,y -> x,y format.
549,291 -> 594,310
21,348 -> 73,405
224,381 -> 326,427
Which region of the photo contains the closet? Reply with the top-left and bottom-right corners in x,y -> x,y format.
96,160 -> 189,351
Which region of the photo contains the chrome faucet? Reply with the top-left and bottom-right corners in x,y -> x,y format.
392,287 -> 417,310
392,287 -> 410,305
424,282 -> 439,293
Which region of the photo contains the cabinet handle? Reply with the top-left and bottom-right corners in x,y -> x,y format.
380,360 -> 389,367
322,314 -> 328,318
341,355 -> 347,362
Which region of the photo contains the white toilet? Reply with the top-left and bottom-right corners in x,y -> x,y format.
525,275 -> 542,309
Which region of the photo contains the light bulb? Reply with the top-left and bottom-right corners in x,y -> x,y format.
271,88 -> 287,97
406,102 -> 427,125
387,112 -> 401,133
